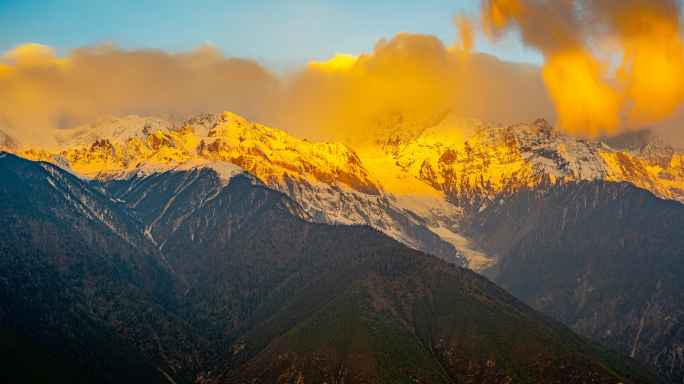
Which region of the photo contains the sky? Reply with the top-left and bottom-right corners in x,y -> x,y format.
2,0 -> 684,148
0,0 -> 542,67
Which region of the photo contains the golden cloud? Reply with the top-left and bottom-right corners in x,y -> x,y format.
0,33 -> 555,147
480,0 -> 684,136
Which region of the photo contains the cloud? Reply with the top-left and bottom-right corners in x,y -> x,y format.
0,35 -> 555,147
260,31 -> 553,143
0,43 -> 67,68
0,42 -> 278,146
480,0 -> 684,137
272,32 -> 459,142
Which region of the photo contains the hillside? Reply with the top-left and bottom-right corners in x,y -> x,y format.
0,152 -> 196,383
466,180 -> 684,382
225,252 -> 661,384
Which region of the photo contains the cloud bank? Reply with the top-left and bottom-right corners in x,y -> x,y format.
0,35 -> 552,147
481,0 -> 684,136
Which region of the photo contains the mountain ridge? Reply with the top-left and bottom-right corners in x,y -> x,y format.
5,110 -> 683,272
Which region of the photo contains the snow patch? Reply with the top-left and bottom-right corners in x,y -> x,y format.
393,193 -> 463,227
119,157 -> 246,184
201,162 -> 245,186
427,226 -> 495,271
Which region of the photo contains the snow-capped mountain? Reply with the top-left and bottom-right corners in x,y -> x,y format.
373,115 -> 684,210
0,112 -> 463,266
3,110 -> 684,271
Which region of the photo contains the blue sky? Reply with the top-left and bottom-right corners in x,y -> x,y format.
0,0 -> 542,66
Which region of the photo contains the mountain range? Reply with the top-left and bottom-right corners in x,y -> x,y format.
5,111 -> 684,271
2,110 -> 684,382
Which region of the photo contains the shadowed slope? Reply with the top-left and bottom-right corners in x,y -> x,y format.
468,180 -> 684,382
224,250 -> 662,384
0,152 -> 205,384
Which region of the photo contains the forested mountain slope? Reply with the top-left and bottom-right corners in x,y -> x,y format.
467,180 -> 684,382
0,152 -> 194,383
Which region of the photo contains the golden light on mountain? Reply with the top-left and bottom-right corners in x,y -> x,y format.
6,2 -> 684,383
